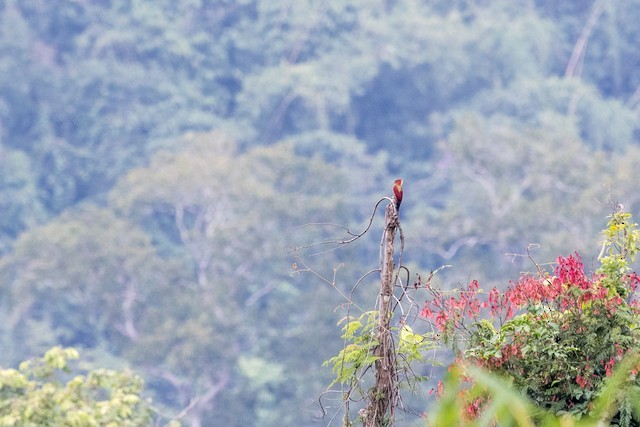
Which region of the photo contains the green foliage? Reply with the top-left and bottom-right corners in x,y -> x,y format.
598,209 -> 640,296
466,297 -> 639,416
398,323 -> 431,363
427,212 -> 640,423
1,1 -> 640,425
108,133 -> 348,425
324,312 -> 380,387
0,205 -> 175,357
0,346 -> 153,426
0,145 -> 44,254
412,110 -> 626,284
430,364 -> 537,427
323,310 -> 438,412
430,352 -> 640,427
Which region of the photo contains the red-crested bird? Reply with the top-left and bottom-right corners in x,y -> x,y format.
393,179 -> 403,210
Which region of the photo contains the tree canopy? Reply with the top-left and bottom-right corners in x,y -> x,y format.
0,0 -> 639,425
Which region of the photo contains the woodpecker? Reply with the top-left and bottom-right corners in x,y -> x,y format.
393,179 -> 403,210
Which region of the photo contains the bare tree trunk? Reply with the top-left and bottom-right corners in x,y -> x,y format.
565,0 -> 605,79
363,202 -> 399,427
185,371 -> 230,427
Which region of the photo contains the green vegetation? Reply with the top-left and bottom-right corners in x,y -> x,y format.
1,1 -> 640,425
320,205 -> 640,425
0,347 -> 154,426
418,210 -> 640,425
431,353 -> 640,427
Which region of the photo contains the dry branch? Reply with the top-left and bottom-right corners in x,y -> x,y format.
363,202 -> 400,426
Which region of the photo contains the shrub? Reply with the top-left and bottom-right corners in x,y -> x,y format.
422,210 -> 640,422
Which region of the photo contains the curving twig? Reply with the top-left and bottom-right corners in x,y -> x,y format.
292,198 -> 391,255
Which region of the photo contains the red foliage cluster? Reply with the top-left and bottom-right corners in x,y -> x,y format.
420,279 -> 483,331
463,397 -> 484,420
421,253 -> 639,333
422,253 -> 640,418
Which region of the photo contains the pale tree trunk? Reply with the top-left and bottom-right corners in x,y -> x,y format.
184,372 -> 230,427
565,0 -> 605,79
363,202 -> 399,427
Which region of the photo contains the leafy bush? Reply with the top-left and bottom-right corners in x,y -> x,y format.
430,352 -> 640,426
423,210 -> 640,423
0,347 -> 160,427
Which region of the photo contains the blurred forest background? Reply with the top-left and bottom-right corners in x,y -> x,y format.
0,0 -> 639,425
